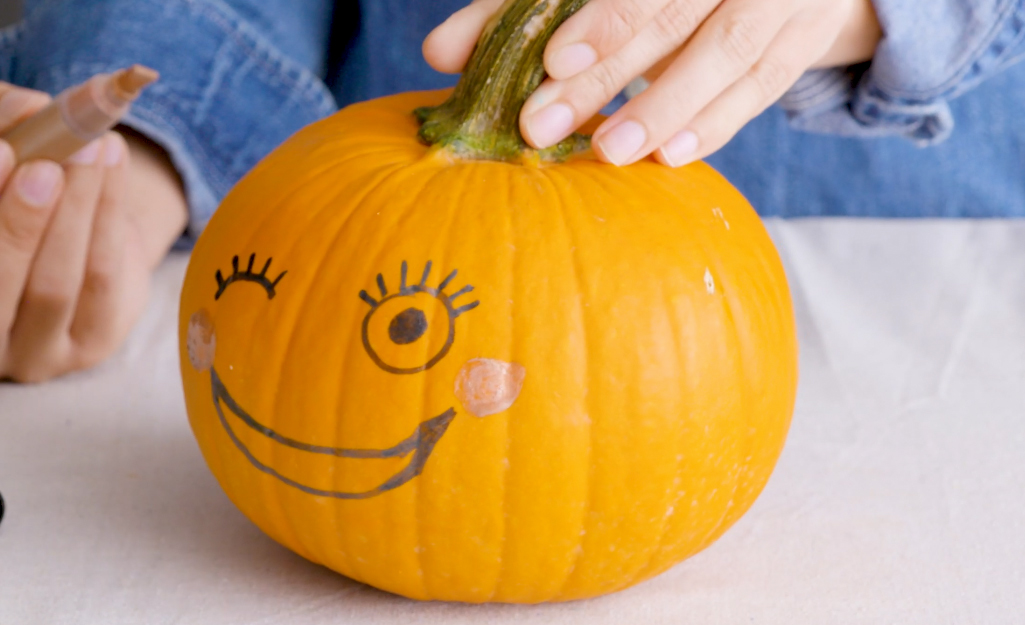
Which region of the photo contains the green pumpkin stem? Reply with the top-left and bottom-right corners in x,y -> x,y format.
416,0 -> 591,162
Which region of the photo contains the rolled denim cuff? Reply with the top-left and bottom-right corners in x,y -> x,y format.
781,0 -> 1025,146
6,0 -> 337,245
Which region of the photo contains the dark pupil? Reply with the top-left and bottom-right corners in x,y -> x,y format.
388,307 -> 428,344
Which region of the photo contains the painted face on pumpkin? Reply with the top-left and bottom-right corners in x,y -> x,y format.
186,256 -> 525,500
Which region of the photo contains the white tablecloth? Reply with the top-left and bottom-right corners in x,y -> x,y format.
2,219 -> 1024,624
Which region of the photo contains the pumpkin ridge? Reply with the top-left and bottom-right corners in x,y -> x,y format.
631,232 -> 691,584
299,102 -> 434,171
326,162 -> 430,586
355,161 -> 453,598
231,159 -> 358,562
660,173 -> 758,569
263,183 -> 355,566
542,168 -> 593,601
413,161 -> 486,600
549,164 -> 683,596
688,269 -> 754,557
620,165 -> 713,584
500,169 -> 517,602
693,221 -> 794,552
269,159 -> 414,580
485,165 -> 515,602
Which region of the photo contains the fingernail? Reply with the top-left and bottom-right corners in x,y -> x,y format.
526,102 -> 575,149
16,161 -> 62,207
67,140 -> 102,165
104,135 -> 124,167
0,140 -> 14,178
596,120 -> 647,166
548,42 -> 598,79
659,130 -> 699,167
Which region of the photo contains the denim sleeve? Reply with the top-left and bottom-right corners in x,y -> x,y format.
0,0 -> 338,244
780,0 -> 1025,145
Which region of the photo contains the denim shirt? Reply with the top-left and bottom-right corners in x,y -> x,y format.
2,0 -> 1024,240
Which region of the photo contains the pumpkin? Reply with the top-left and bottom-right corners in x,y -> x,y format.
178,0 -> 797,604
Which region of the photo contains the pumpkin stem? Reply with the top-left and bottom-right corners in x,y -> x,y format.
416,0 -> 591,163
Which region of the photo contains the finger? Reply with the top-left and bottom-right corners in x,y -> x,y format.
545,0 -> 686,80
7,139 -> 106,370
0,159 -> 63,357
70,134 -> 133,363
593,0 -> 790,165
423,0 -> 506,74
655,17 -> 838,167
0,138 -> 13,185
0,87 -> 52,133
520,0 -> 720,150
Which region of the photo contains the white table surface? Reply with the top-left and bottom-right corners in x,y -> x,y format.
2,219 -> 1024,624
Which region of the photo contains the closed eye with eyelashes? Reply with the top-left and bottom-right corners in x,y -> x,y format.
215,254 -> 287,300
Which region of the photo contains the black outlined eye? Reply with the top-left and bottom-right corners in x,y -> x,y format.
215,254 -> 287,300
359,260 -> 478,375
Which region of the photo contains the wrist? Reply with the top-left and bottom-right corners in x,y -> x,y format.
119,127 -> 189,267
814,0 -> 882,69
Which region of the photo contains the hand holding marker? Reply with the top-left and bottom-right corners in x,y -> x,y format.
3,64 -> 158,163
0,66 -> 157,527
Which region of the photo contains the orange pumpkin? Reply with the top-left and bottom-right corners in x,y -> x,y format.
178,0 -> 797,603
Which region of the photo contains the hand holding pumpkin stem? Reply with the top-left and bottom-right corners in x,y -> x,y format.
424,0 -> 881,166
417,0 -> 591,161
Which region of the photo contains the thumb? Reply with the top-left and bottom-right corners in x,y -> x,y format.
423,0 -> 507,74
0,86 -> 53,135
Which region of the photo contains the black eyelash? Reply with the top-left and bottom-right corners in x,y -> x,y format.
215,254 -> 287,300
358,259 -> 480,318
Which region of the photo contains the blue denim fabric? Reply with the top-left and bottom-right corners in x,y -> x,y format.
780,0 -> 1025,145
1,0 -> 336,240
1,0 -> 1024,233
328,0 -> 465,109
708,59 -> 1025,217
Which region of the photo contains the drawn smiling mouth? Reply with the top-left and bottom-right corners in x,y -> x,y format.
209,367 -> 456,500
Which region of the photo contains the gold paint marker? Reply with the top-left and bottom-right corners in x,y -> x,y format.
1,64 -> 159,163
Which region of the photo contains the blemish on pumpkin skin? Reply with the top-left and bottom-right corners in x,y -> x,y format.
704,269 -> 715,295
187,309 -> 216,372
712,207 -> 730,230
455,358 -> 526,417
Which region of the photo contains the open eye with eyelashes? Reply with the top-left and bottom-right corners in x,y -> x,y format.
215,254 -> 287,300
359,260 -> 479,374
